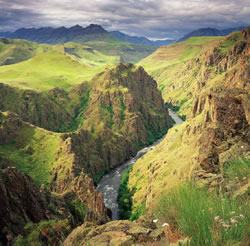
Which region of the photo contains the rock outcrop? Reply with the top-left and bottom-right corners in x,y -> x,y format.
63,220 -> 163,246
0,82 -> 90,132
50,64 -> 170,193
0,167 -> 72,245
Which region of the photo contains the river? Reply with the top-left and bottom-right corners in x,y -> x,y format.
97,109 -> 184,220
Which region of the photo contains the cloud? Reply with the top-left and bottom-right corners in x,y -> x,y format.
0,0 -> 249,39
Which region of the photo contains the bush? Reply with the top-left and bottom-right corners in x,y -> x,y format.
117,167 -> 133,219
14,219 -> 71,246
66,197 -> 88,225
118,167 -> 146,220
93,168 -> 110,185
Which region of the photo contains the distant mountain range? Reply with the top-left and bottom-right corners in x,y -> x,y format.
0,24 -> 247,52
109,31 -> 175,46
0,26 -> 175,47
177,26 -> 247,42
0,25 -> 157,63
0,24 -> 111,44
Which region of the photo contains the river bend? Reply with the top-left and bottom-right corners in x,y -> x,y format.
97,109 -> 183,220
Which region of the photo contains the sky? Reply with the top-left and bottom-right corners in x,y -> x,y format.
0,0 -> 249,40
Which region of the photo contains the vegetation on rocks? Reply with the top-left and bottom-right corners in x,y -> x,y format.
14,219 -> 71,246
154,158 -> 249,246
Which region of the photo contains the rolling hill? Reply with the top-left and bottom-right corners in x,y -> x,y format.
139,36 -> 224,117
177,26 -> 246,42
0,37 -> 51,66
0,25 -> 156,63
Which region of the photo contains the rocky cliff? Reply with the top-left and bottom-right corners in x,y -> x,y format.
0,63 -> 171,244
128,27 -> 249,211
49,64 -> 170,192
0,167 -> 72,245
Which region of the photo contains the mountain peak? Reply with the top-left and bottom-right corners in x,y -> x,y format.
86,24 -> 106,31
70,24 -> 83,30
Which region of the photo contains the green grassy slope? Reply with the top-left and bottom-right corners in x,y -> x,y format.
129,28 -> 249,212
85,39 -> 156,63
139,36 -> 223,116
59,42 -> 120,66
0,38 -> 51,66
139,36 -> 223,72
0,111 -> 60,185
0,49 -> 114,92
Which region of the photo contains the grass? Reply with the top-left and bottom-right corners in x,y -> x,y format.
0,37 -> 51,66
216,32 -> 242,54
100,104 -> 114,128
146,123 -> 168,145
61,42 -> 120,67
0,50 -> 105,92
71,88 -> 91,131
66,197 -> 88,224
223,158 -> 250,184
0,124 -> 59,186
14,219 -> 70,246
139,36 -> 222,74
138,36 -> 223,116
153,158 -> 250,245
85,39 -> 156,63
154,182 -> 249,246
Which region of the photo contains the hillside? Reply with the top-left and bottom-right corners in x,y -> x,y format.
0,22 -> 249,246
139,36 -> 224,117
1,25 -> 156,63
126,27 -> 249,244
0,38 -> 51,66
177,26 -> 246,42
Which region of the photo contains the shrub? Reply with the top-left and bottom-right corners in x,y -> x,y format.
117,167 -> 133,219
14,219 -> 71,246
66,197 -> 88,225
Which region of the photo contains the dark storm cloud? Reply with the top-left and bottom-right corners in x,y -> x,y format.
0,0 -> 249,39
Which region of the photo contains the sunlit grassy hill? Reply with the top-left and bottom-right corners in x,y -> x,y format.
0,37 -> 51,66
2,25 -> 157,63
0,111 -> 60,185
139,36 -> 224,116
57,42 -> 120,66
138,33 -> 245,117
85,39 -> 156,63
0,50 -> 103,92
0,39 -> 123,92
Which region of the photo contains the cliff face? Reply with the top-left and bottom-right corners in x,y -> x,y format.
0,111 -> 111,244
49,64 -> 170,210
0,167 -> 72,245
0,82 -> 91,132
128,27 -> 249,211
